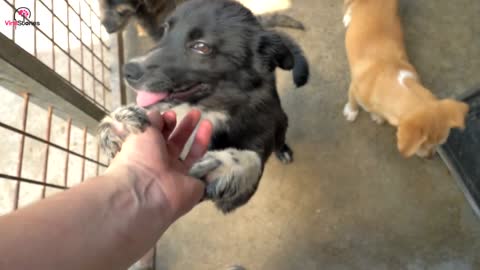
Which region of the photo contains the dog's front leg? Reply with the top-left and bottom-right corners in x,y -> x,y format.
190,148 -> 263,213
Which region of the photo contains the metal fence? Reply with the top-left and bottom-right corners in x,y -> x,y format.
0,0 -> 119,214
0,91 -> 109,212
0,0 -> 113,111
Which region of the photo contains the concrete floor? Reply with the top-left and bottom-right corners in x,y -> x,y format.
141,0 -> 480,269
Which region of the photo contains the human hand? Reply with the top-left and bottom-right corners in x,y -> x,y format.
106,109 -> 212,221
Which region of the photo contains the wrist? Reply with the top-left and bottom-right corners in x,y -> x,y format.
104,163 -> 176,228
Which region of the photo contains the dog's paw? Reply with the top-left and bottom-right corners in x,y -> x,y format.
370,113 -> 385,125
275,143 -> 293,164
191,149 -> 262,213
189,155 -> 222,179
343,7 -> 352,28
97,105 -> 149,158
343,103 -> 359,122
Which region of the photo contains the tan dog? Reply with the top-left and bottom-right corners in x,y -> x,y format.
342,0 -> 469,158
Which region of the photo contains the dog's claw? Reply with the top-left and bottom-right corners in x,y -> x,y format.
189,155 -> 222,179
275,144 -> 293,164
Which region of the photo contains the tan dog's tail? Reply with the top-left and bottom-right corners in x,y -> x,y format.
257,13 -> 305,30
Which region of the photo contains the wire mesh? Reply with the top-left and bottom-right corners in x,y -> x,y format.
0,90 -> 109,214
0,0 -> 112,111
0,0 -> 111,214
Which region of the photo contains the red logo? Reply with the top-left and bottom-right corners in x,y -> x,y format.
15,7 -> 31,20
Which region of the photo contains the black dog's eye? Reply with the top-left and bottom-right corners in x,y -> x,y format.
190,41 -> 212,55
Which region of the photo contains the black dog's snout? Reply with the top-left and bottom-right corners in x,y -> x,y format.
124,62 -> 144,82
102,19 -> 117,34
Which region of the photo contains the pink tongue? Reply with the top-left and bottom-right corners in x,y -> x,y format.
136,91 -> 169,107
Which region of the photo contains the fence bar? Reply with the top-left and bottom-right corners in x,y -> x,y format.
13,93 -> 29,210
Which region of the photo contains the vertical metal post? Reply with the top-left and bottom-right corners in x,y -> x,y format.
41,106 -> 53,198
13,93 -> 29,210
64,118 -> 72,187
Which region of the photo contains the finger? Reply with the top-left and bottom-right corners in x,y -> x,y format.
183,120 -> 213,168
162,111 -> 177,139
167,109 -> 201,157
146,110 -> 164,131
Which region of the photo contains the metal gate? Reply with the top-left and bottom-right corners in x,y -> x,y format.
0,0 -> 123,220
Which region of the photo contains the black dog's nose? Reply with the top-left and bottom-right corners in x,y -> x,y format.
124,62 -> 144,82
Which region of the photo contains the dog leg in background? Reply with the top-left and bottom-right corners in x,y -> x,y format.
98,105 -> 150,159
343,0 -> 354,28
190,148 -> 263,213
343,7 -> 352,28
343,82 -> 360,122
370,113 -> 385,125
274,116 -> 293,164
275,144 -> 293,164
135,23 -> 148,37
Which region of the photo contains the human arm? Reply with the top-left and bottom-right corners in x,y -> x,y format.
0,110 -> 212,270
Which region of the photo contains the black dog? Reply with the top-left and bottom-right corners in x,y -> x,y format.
98,0 -> 309,213
99,0 -> 305,40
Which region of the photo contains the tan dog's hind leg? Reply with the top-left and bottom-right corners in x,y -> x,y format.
370,113 -> 385,125
343,82 -> 360,122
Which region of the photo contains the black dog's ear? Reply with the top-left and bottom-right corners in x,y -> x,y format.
255,31 -> 309,87
256,32 -> 294,71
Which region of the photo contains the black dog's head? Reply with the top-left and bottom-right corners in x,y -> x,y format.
123,0 -> 309,107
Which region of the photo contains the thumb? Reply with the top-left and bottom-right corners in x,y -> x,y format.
147,111 -> 165,131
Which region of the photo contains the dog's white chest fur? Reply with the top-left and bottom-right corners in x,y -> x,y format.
154,103 -> 229,158
156,103 -> 229,130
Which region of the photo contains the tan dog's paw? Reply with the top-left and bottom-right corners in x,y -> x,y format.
343,103 -> 359,122
343,6 -> 352,28
370,113 -> 385,125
